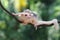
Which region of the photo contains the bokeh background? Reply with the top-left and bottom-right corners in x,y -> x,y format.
0,0 -> 60,40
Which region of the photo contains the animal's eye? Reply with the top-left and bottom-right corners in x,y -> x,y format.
25,14 -> 27,16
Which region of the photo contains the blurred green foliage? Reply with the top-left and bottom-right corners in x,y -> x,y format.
0,0 -> 60,40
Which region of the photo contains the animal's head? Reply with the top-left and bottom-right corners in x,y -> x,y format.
13,9 -> 37,19
17,13 -> 33,19
18,9 -> 35,19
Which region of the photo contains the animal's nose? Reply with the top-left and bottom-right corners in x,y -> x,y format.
27,16 -> 31,19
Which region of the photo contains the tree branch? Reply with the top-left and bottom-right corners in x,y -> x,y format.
0,1 -> 22,23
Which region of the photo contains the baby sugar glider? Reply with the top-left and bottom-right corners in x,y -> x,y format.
13,9 -> 59,30
13,9 -> 38,25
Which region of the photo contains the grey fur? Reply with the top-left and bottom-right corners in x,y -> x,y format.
24,9 -> 37,17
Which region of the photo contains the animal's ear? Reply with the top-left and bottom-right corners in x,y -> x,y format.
23,9 -> 32,13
